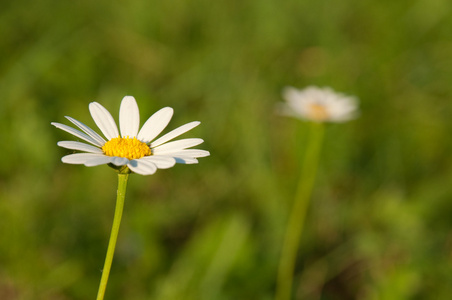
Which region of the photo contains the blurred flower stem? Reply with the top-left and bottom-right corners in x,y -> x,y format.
96,172 -> 129,300
276,122 -> 325,300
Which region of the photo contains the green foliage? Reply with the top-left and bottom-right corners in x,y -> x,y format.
2,0 -> 452,299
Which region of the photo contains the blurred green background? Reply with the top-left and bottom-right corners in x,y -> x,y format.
2,0 -> 452,299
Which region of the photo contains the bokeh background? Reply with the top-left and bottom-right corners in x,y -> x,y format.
2,0 -> 452,299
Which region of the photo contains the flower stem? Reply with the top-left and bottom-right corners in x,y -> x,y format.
276,122 -> 325,300
96,173 -> 129,300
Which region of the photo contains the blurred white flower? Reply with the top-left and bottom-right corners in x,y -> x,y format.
52,96 -> 209,175
279,86 -> 358,122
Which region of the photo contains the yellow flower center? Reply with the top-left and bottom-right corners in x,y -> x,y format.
102,136 -> 152,160
308,103 -> 329,121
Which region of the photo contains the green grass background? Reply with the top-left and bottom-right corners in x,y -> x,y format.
2,0 -> 452,299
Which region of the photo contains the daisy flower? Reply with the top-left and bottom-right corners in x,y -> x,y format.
279,86 -> 358,122
51,96 -> 209,175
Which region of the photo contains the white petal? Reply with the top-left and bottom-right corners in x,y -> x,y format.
127,159 -> 157,175
282,86 -> 301,103
140,156 -> 176,169
152,138 -> 203,153
62,153 -> 113,166
174,157 -> 199,164
57,141 -> 103,154
119,96 -> 140,138
151,121 -> 200,147
89,102 -> 120,140
155,149 -> 210,158
51,122 -> 101,146
137,107 -> 174,143
110,156 -> 129,166
65,116 -> 106,146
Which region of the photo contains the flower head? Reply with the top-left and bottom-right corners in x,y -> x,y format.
52,96 -> 209,175
279,86 -> 358,122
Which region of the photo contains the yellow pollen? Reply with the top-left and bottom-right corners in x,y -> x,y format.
102,136 -> 152,160
308,103 -> 329,121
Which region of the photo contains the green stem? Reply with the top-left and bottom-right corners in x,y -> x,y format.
96,173 -> 129,300
276,122 -> 325,300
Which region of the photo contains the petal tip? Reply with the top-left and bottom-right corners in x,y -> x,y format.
88,102 -> 103,110
162,107 -> 174,115
121,96 -> 137,106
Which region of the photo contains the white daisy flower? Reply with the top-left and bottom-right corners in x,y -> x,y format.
279,86 -> 359,122
51,96 -> 209,175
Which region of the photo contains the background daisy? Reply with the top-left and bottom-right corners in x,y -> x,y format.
280,86 -> 359,122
